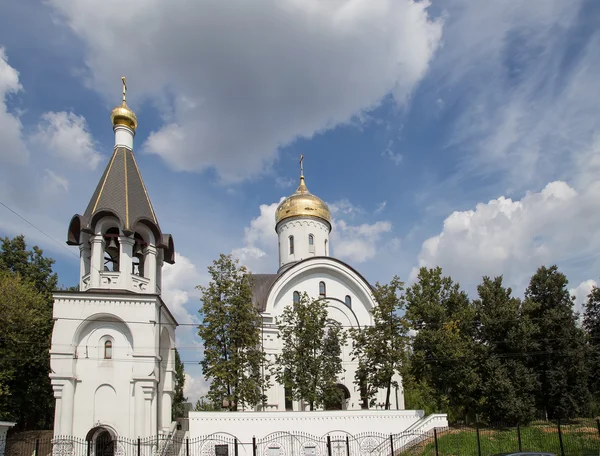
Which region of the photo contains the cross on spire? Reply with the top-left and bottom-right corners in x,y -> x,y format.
121,76 -> 127,104
300,154 -> 304,177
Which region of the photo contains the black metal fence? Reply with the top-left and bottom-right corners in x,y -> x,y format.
3,419 -> 600,456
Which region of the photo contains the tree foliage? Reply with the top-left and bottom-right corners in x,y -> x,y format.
405,267 -> 479,423
473,276 -> 536,424
197,254 -> 268,411
522,265 -> 590,420
275,292 -> 346,411
350,276 -> 408,409
0,236 -> 57,430
583,285 -> 600,411
172,349 -> 187,419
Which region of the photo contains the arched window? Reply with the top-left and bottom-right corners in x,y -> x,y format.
293,291 -> 300,305
308,234 -> 314,254
324,239 -> 328,256
319,281 -> 326,298
104,340 -> 112,359
289,236 -> 294,255
345,295 -> 352,308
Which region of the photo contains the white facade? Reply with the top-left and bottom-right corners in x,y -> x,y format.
50,92 -> 178,442
277,217 -> 330,269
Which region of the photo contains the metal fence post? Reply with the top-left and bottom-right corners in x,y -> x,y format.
327,436 -> 332,456
137,437 -> 141,456
557,420 -> 565,456
433,428 -> 439,456
517,424 -> 522,452
346,436 -> 350,456
389,434 -> 394,455
35,439 -> 40,456
252,437 -> 257,456
476,424 -> 482,456
87,439 -> 91,456
186,438 -> 189,456
234,438 -> 238,456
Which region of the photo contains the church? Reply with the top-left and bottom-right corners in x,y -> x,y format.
49,80 -> 441,445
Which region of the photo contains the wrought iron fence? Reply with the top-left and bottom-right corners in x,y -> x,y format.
3,419 -> 600,456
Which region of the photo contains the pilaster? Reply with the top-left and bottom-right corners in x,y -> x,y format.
119,236 -> 134,289
90,236 -> 104,288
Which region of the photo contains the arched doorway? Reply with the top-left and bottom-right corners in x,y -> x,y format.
324,384 -> 351,410
86,427 -> 115,456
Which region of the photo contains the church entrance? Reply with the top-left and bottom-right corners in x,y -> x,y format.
86,427 -> 115,456
324,384 -> 351,410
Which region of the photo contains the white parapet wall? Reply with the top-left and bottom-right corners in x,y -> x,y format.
188,410 -> 445,442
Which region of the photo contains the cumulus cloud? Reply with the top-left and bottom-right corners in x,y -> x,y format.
233,198 -> 393,271
162,252 -> 205,325
412,180 -> 600,294
33,111 -> 102,169
570,279 -> 597,316
333,220 -> 392,264
0,47 -> 27,165
47,0 -> 442,182
183,372 -> 210,405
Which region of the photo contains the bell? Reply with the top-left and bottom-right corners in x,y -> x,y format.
105,238 -> 119,259
106,238 -> 118,250
133,242 -> 143,257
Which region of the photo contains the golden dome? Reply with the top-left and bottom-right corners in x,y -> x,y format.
110,76 -> 138,131
275,175 -> 331,228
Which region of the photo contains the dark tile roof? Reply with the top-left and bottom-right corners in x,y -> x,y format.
83,146 -> 159,234
66,147 -> 175,263
250,273 -> 279,312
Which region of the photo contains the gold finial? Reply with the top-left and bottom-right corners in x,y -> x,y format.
299,154 -> 304,178
110,76 -> 138,131
121,76 -> 127,103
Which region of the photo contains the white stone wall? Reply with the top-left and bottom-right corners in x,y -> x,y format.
49,292 -> 176,440
259,258 -> 405,412
188,410 -> 426,442
277,218 -> 330,269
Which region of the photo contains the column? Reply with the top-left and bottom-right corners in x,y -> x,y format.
79,238 -> 91,290
141,384 -> 155,437
134,383 -> 145,438
119,235 -> 134,290
51,382 -> 64,437
90,236 -> 104,289
144,245 -> 157,293
60,379 -> 75,436
161,392 -> 173,430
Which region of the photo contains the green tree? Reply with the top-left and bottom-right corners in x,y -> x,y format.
405,267 -> 479,423
523,265 -> 590,420
474,276 -> 536,424
350,276 -> 408,409
172,349 -> 187,419
197,254 -> 268,411
583,285 -> 600,413
0,235 -> 57,430
194,396 -> 221,411
0,271 -> 54,429
275,292 -> 346,411
0,235 -> 58,298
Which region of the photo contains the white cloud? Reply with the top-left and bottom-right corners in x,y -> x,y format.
43,169 -> 69,193
381,147 -> 403,166
330,199 -> 364,218
412,180 -> 600,294
333,220 -> 392,264
375,201 -> 387,214
570,279 -> 597,316
33,111 -> 102,169
183,372 -> 210,405
162,252 -> 205,325
431,0 -> 600,194
47,0 -> 442,182
0,47 -> 28,165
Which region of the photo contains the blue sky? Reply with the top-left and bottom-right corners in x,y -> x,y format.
1,0 -> 600,401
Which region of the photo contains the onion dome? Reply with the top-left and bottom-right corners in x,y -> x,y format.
275,173 -> 331,229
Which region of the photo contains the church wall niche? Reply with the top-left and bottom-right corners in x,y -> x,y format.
94,384 -> 117,426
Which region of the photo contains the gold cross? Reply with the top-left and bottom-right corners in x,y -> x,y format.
121,76 -> 127,103
299,154 -> 304,177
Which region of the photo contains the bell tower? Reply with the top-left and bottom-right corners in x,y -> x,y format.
50,78 -> 178,442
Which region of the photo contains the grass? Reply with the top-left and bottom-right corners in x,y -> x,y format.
399,420 -> 600,456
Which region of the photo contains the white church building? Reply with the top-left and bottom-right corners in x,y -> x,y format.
49,80 -> 446,446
